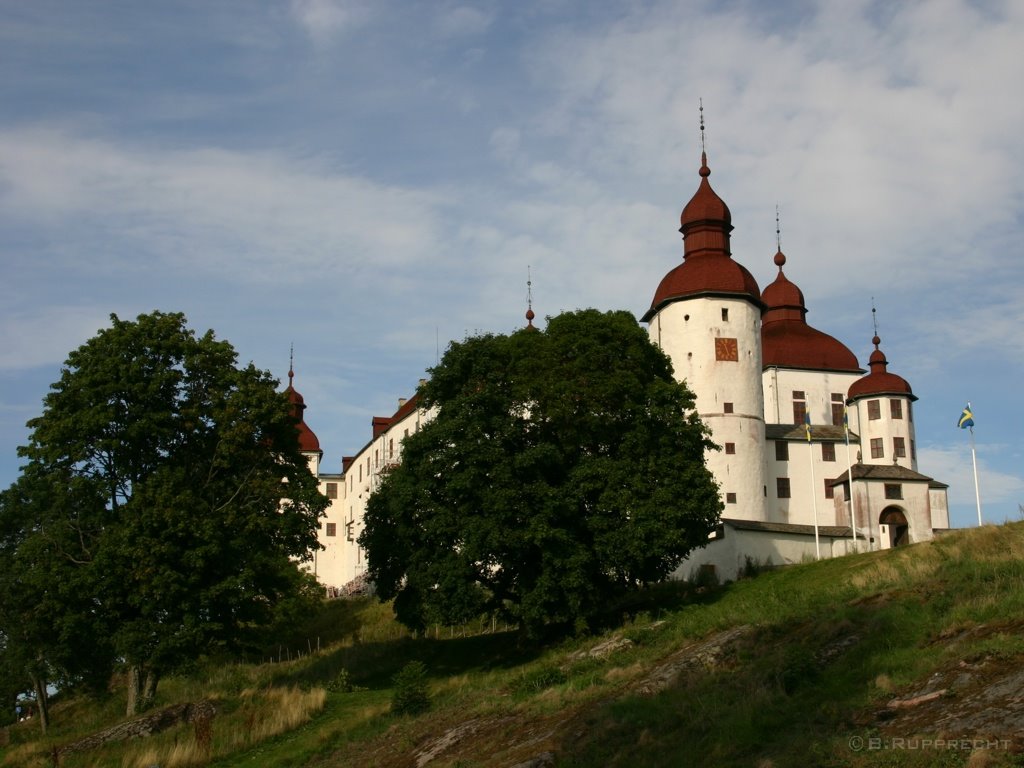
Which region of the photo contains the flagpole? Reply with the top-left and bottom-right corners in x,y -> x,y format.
806,415 -> 820,559
970,425 -> 982,526
845,428 -> 857,550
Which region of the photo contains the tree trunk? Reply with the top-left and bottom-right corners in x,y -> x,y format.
126,663 -> 159,716
29,673 -> 48,735
126,664 -> 141,716
141,668 -> 159,712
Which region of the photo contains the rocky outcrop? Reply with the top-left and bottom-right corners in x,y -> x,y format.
54,700 -> 216,761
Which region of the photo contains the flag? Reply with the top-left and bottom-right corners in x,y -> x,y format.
842,405 -> 849,436
958,404 -> 975,430
804,412 -> 812,442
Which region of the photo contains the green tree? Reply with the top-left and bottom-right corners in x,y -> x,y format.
0,466 -> 113,733
7,311 -> 327,715
360,309 -> 722,640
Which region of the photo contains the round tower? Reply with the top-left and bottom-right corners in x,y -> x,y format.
641,147 -> 766,519
760,248 -> 863,425
847,335 -> 917,471
285,360 -> 323,476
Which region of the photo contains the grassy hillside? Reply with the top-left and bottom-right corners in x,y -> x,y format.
4,522 -> 1024,767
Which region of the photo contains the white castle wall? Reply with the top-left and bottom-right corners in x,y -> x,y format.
649,296 -> 765,521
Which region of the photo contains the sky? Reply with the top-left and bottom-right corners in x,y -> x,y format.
1,0 -> 1021,530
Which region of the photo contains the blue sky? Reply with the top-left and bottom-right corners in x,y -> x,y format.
2,0 -> 1021,529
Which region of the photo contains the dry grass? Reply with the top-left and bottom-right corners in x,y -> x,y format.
0,742 -> 47,768
237,686 -> 327,744
125,742 -> 209,768
113,686 -> 326,768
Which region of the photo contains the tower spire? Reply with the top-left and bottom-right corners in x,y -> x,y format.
776,204 -> 781,251
698,98 -> 709,173
525,265 -> 536,330
288,343 -> 295,387
773,204 -> 787,269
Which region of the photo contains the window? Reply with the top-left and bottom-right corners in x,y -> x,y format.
821,443 -> 836,462
824,479 -> 836,500
870,438 -> 884,459
868,400 -> 881,420
325,523 -> 337,537
832,402 -> 845,426
831,393 -> 844,402
721,307 -> 729,321
776,441 -> 789,461
893,437 -> 906,458
908,403 -> 913,423
345,521 -> 354,542
884,484 -> 903,500
326,482 -> 338,499
777,477 -> 791,499
358,465 -> 362,481
726,492 -> 737,504
793,401 -> 807,425
725,442 -> 736,455
793,390 -> 806,400
389,438 -> 394,457
890,399 -> 903,419
724,402 -> 734,414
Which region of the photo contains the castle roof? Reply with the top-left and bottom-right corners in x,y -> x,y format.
847,335 -> 916,402
285,367 -> 321,454
760,250 -> 862,373
642,151 -> 761,321
830,464 -> 938,484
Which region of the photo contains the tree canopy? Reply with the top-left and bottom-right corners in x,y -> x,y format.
360,309 -> 722,639
1,311 -> 327,718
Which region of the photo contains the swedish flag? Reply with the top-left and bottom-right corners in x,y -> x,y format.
958,404 -> 975,429
843,405 -> 849,436
804,412 -> 812,442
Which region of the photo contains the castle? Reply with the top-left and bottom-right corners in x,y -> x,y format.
287,141 -> 950,589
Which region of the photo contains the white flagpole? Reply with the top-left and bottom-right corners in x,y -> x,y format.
808,434 -> 820,560
845,428 -> 857,550
970,423 -> 982,526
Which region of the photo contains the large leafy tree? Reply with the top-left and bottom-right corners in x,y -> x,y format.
361,309 -> 722,639
7,311 -> 327,715
0,466 -> 111,733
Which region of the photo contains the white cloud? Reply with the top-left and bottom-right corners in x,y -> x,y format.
289,0 -> 367,46
918,444 -> 1024,508
0,306 -> 111,372
433,5 -> 495,38
0,128 -> 448,283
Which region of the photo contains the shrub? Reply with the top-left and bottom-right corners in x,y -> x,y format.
391,661 -> 430,715
327,667 -> 365,693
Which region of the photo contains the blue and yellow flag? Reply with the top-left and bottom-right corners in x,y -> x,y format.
804,412 -> 812,442
842,405 -> 849,436
958,404 -> 975,429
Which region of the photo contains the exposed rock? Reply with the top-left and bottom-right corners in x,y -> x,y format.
414,718 -> 486,767
815,634 -> 860,666
568,634 -> 635,661
887,689 -> 947,709
635,625 -> 753,696
509,750 -> 556,768
873,660 -> 1024,749
55,700 -> 216,759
